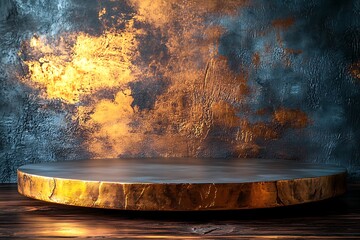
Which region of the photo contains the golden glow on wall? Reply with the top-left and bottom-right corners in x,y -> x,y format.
20,0 -> 309,158
23,24 -> 140,103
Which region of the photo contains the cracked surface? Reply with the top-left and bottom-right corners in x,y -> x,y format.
17,158 -> 347,211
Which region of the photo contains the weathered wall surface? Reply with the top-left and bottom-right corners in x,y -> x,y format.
0,0 -> 359,182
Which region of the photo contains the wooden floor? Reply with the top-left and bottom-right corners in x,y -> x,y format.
0,183 -> 359,239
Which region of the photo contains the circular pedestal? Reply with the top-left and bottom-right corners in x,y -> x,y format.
17,158 -> 346,211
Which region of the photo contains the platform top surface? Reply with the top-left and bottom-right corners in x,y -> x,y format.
18,158 -> 346,184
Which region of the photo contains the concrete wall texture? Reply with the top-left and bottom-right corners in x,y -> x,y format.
0,0 -> 359,182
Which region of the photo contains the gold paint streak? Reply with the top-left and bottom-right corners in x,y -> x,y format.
350,62 -> 360,80
23,27 -> 140,104
252,52 -> 260,68
98,8 -> 106,18
78,90 -> 143,157
272,18 -> 295,29
211,100 -> 240,127
273,108 -> 309,128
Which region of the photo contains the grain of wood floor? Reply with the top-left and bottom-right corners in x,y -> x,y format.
0,183 -> 359,239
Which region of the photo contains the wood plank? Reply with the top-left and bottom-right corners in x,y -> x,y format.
0,183 -> 360,238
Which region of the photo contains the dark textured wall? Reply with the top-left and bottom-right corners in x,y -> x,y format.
0,0 -> 359,182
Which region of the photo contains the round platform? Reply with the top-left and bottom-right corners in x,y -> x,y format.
17,158 -> 346,211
